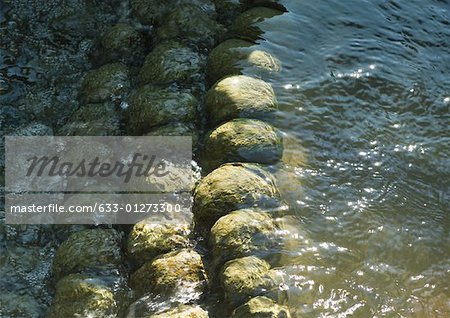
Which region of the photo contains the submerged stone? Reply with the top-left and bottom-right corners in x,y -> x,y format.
145,123 -> 199,148
210,209 -> 280,265
52,229 -> 123,280
232,296 -> 291,318
231,7 -> 284,41
221,256 -> 280,306
193,163 -> 280,231
127,222 -> 190,268
205,75 -> 278,126
130,0 -> 172,25
138,42 -> 204,86
156,4 -> 224,49
97,23 -> 146,65
130,249 -> 207,297
150,304 -> 209,318
80,63 -> 130,104
126,85 -> 197,135
203,118 -> 282,169
206,39 -> 280,86
47,273 -> 118,318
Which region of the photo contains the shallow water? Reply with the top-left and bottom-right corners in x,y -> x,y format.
254,0 -> 450,316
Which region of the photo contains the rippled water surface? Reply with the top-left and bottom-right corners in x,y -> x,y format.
256,0 -> 449,316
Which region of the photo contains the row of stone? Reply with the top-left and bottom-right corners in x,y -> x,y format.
46,1 -> 220,317
190,1 -> 295,317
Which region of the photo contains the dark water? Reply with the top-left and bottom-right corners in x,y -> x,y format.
255,0 -> 450,316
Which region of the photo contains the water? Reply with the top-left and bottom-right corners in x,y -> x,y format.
253,0 -> 450,316
1,0 -> 449,317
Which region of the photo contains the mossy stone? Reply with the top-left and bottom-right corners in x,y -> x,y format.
150,305 -> 209,318
221,256 -> 278,306
156,4 -> 225,49
130,249 -> 207,297
80,63 -> 130,104
231,7 -> 284,41
47,274 -> 118,318
127,222 -> 190,267
206,39 -> 280,86
232,296 -> 291,318
203,118 -> 282,169
52,229 -> 122,280
130,0 -> 173,25
205,75 -> 278,126
210,209 -> 280,265
138,42 -> 204,86
145,123 -> 199,148
98,23 -> 146,65
126,85 -> 197,135
193,163 -> 280,231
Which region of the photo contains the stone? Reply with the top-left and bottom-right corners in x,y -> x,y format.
205,75 -> 278,126
145,123 -> 199,148
231,7 -> 284,41
97,23 -> 146,65
150,304 -> 209,318
221,256 -> 280,306
52,229 -> 123,280
193,163 -> 280,231
126,85 -> 197,135
130,0 -> 173,25
138,42 -> 204,86
156,4 -> 224,49
206,39 -> 280,86
210,209 -> 280,265
203,118 -> 282,170
130,249 -> 207,297
47,273 -> 118,318
232,296 -> 291,318
127,222 -> 190,268
80,63 -> 130,104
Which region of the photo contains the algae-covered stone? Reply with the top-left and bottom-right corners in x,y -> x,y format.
130,0 -> 172,25
130,249 -> 207,297
232,296 -> 291,318
205,75 -> 277,126
127,86 -> 197,135
138,42 -> 204,86
221,256 -> 278,306
52,229 -> 122,280
98,23 -> 146,65
145,123 -> 199,147
231,7 -> 284,41
127,222 -> 190,267
210,210 -> 279,265
58,102 -> 122,136
47,273 -> 118,318
156,4 -> 224,49
80,63 -> 130,104
206,39 -> 280,85
203,118 -> 282,169
193,163 -> 280,230
150,305 -> 209,318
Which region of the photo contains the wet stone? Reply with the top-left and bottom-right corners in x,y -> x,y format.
130,249 -> 207,298
232,296 -> 291,318
206,39 -> 280,86
231,7 -> 284,41
156,4 -> 225,49
193,163 -> 280,231
203,118 -> 282,170
145,122 -> 199,148
96,23 -> 146,65
210,209 -> 281,266
205,75 -> 278,126
138,41 -> 204,86
126,85 -> 197,135
52,228 -> 123,280
149,304 -> 209,318
127,222 -> 191,268
80,63 -> 130,104
47,273 -> 118,318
